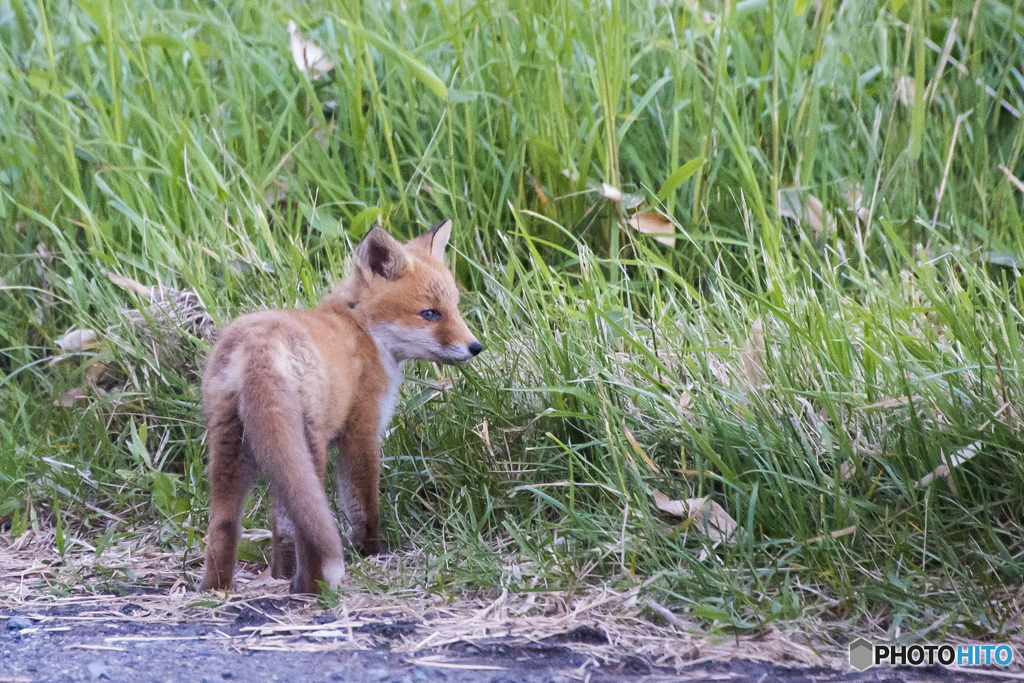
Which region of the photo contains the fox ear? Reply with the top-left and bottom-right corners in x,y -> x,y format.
357,225 -> 407,281
427,219 -> 452,260
409,219 -> 452,261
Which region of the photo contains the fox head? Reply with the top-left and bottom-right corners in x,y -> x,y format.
343,220 -> 482,365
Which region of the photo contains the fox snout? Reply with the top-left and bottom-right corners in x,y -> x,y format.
440,316 -> 483,363
443,336 -> 483,364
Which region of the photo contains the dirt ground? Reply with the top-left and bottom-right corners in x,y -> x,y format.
1,604 -> 1016,683
2,530 -> 1020,683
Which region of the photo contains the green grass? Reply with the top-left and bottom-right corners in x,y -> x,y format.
2,0 -> 1024,640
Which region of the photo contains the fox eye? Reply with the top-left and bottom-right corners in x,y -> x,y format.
419,309 -> 442,322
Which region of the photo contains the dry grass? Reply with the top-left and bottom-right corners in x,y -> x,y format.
6,525 -> 1021,674
0,524 -> 842,670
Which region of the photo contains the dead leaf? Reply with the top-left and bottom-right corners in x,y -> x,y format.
686,497 -> 742,545
600,182 -> 622,202
805,525 -> 857,544
105,271 -> 153,299
55,328 -> 99,352
288,21 -> 334,79
627,212 -> 676,248
54,387 -> 88,407
917,442 -> 981,489
894,76 -> 915,107
777,187 -> 831,236
839,459 -> 856,481
474,420 -> 495,459
707,355 -> 730,386
652,489 -> 742,545
240,528 -> 273,542
84,361 -> 121,393
678,390 -> 695,421
738,317 -> 767,389
264,179 -> 290,211
777,187 -> 802,223
652,488 -> 688,517
804,194 -> 825,234
590,180 -> 644,210
843,183 -> 870,222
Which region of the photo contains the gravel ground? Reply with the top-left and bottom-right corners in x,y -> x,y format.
1,611 -> 1010,683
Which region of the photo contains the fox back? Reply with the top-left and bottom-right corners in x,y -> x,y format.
201,220 -> 481,594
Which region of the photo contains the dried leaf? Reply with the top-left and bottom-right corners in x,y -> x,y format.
627,211 -> 676,248
288,21 -> 334,79
839,459 -> 856,481
240,528 -> 273,542
894,76 -> 915,107
686,497 -> 742,545
652,489 -> 688,517
917,442 -> 981,488
590,180 -> 644,210
804,193 -> 825,234
805,525 -> 857,544
600,182 -> 622,202
707,355 -> 730,386
105,271 -> 153,299
738,317 -> 767,389
777,187 -> 831,236
54,387 -> 88,407
652,490 -> 743,545
85,362 -> 108,387
264,179 -> 290,210
777,187 -> 802,223
678,390 -> 695,421
474,419 -> 495,459
55,328 -> 99,352
843,183 -> 870,222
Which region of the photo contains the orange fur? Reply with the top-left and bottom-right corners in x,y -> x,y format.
201,221 -> 480,594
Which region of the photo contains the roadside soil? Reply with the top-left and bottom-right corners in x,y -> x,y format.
3,529 -> 1019,683
0,603 -> 1015,683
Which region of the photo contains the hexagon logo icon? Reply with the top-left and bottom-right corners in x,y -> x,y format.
849,638 -> 874,671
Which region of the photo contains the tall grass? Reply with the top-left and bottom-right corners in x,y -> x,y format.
2,0 -> 1023,637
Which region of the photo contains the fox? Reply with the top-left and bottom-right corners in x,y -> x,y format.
200,220 -> 482,594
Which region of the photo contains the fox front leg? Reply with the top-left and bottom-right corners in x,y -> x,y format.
336,413 -> 382,556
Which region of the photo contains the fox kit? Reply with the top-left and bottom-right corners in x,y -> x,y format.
200,221 -> 481,594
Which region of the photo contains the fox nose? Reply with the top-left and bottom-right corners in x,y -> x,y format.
468,341 -> 483,356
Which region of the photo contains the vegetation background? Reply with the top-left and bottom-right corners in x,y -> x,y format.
1,0 -> 1023,642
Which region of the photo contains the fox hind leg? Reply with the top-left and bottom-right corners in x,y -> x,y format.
290,434 -> 344,593
278,432 -> 346,593
270,497 -> 297,581
202,407 -> 255,591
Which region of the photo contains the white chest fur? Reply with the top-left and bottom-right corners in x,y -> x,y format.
368,324 -> 406,438
376,357 -> 404,438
